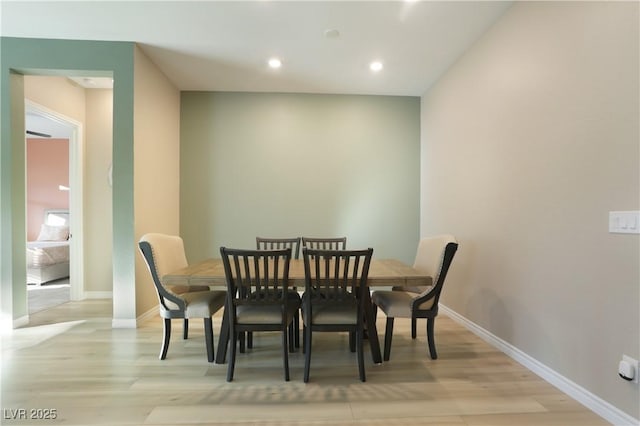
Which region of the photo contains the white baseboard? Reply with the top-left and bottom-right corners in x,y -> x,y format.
84,291 -> 112,299
136,306 -> 158,326
440,305 -> 639,426
111,318 -> 137,328
12,315 -> 29,329
111,307 -> 157,329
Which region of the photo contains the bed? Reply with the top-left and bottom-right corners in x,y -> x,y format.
27,209 -> 70,285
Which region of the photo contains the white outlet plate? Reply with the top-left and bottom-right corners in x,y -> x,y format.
609,211 -> 640,234
621,355 -> 639,384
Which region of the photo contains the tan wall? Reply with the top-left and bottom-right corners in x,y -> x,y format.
85,89 -> 113,293
133,46 -> 181,318
24,76 -> 86,118
421,1 -> 639,419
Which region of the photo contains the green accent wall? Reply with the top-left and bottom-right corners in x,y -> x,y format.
180,92 -> 420,264
0,37 -> 135,324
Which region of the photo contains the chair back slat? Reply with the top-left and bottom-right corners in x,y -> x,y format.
303,248 -> 372,303
221,247 -> 292,307
257,237 -> 301,259
302,236 -> 347,251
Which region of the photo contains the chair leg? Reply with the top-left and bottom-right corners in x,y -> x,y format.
357,326 -> 366,382
215,308 -> 230,364
411,317 -> 417,339
247,331 -> 253,349
303,325 -> 312,383
288,322 -> 295,353
302,325 -> 306,354
204,317 -> 214,363
160,318 -> 171,360
227,330 -> 237,382
349,331 -> 356,352
282,327 -> 290,381
239,332 -> 246,353
183,318 -> 189,339
427,317 -> 437,360
294,312 -> 300,348
383,317 -> 394,362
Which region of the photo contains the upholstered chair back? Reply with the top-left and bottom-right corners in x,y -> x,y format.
141,233 -> 188,279
413,234 -> 457,282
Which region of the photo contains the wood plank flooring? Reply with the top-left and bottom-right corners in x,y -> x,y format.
27,280 -> 70,314
1,299 -> 609,425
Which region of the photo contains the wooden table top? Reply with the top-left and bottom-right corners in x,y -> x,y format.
162,258 -> 432,288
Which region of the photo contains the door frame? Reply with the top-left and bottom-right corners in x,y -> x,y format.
25,100 -> 84,301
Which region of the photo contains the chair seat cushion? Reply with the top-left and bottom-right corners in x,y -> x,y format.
372,290 -> 435,318
236,304 -> 298,325
182,290 -> 226,318
252,289 -> 302,303
302,301 -> 358,325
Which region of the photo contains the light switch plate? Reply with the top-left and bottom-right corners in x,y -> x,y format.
609,211 -> 640,234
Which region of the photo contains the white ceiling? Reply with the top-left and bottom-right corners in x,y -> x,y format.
1,1 -> 512,96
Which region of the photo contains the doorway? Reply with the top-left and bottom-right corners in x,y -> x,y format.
25,100 -> 84,304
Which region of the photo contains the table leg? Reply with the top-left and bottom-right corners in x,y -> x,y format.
215,307 -> 230,364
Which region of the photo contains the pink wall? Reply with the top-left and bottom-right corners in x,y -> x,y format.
26,138 -> 69,241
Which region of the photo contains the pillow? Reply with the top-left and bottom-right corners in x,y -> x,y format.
36,224 -> 70,241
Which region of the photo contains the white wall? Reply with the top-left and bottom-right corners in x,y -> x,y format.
421,1 -> 639,421
180,92 -> 420,264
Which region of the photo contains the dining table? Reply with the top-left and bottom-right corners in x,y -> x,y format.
163,257 -> 432,365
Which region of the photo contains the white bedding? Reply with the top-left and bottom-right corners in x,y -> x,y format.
27,241 -> 70,267
27,210 -> 71,285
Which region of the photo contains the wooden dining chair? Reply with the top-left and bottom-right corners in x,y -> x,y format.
254,237 -> 302,349
301,236 -> 347,251
138,233 -> 226,362
220,247 -> 299,381
371,235 -> 458,361
257,237 -> 301,259
301,247 -> 373,383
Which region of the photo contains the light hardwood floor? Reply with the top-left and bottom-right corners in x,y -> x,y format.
2,299 -> 609,426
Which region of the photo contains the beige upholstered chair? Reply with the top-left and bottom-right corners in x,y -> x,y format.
167,285 -> 212,339
139,233 -> 226,362
220,247 -> 299,382
151,237 -> 212,340
301,248 -> 373,383
372,235 -> 458,361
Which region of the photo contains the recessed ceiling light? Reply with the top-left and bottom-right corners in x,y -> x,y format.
268,58 -> 282,69
370,61 -> 383,72
324,29 -> 340,39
